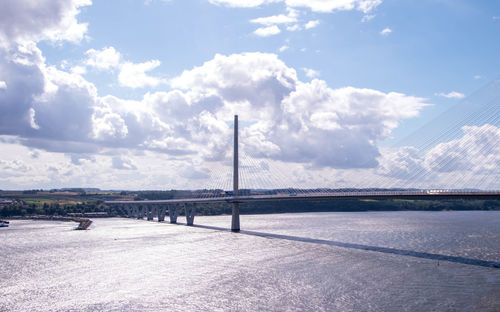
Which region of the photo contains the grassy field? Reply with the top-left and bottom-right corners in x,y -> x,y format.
20,197 -> 81,205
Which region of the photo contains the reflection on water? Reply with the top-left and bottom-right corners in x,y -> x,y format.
195,224 -> 500,268
1,211 -> 499,311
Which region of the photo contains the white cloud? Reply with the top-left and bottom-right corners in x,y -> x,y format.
361,14 -> 375,22
208,0 -> 274,8
279,45 -> 289,52
473,75 -> 481,80
424,125 -> 499,172
118,60 -> 167,88
170,52 -> 428,169
374,124 -> 500,189
254,25 -> 281,37
377,146 -> 422,179
284,0 -> 381,13
28,108 -> 40,130
210,0 -> 383,12
85,47 -> 121,70
0,0 -> 91,47
214,0 -> 381,36
84,46 -> 167,89
250,8 -> 299,36
304,20 -> 320,29
70,65 -> 86,75
302,67 -> 320,78
380,27 -> 392,35
0,0 -> 494,192
0,42 -> 433,188
435,91 -> 465,99
251,14 -> 297,26
286,24 -> 301,31
112,156 -> 137,170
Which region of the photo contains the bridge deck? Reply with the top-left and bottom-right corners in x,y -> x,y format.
105,191 -> 500,205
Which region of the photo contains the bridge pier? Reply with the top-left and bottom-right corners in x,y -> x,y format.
132,205 -> 139,219
168,205 -> 178,224
146,205 -> 155,221
126,205 -> 134,218
184,203 -> 196,226
157,205 -> 166,222
231,202 -> 240,232
138,205 -> 146,219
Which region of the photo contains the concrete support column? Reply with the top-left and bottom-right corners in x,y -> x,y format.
138,205 -> 145,219
133,205 -> 140,219
168,205 -> 178,224
126,205 -> 134,218
232,202 -> 240,231
147,205 -> 155,221
185,203 -> 196,226
157,205 -> 166,222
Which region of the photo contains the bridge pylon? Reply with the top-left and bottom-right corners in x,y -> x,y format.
232,114 -> 240,232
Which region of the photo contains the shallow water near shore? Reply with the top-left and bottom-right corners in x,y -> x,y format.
1,211 -> 499,311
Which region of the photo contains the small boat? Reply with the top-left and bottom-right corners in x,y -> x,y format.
0,220 -> 9,227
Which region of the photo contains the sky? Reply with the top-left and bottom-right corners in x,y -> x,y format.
0,0 -> 499,190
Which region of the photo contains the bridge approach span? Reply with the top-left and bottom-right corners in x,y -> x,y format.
106,190 -> 500,206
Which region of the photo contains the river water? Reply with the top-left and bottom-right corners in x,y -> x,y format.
1,211 -> 499,311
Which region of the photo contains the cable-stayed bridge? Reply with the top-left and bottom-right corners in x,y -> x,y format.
107,80 -> 500,230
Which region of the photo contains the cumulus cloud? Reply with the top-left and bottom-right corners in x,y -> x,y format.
287,24 -> 301,31
1,1 -> 496,190
380,27 -> 392,35
112,156 -> 137,170
242,81 -> 427,168
374,124 -> 500,189
377,146 -> 423,179
304,20 -> 320,29
0,44 -> 46,136
435,91 -> 465,99
2,47 -> 430,172
0,0 -> 91,47
83,46 -> 166,88
0,0 -> 422,177
85,46 -> 121,70
0,159 -> 31,172
302,67 -> 319,78
254,25 -> 281,37
70,65 -> 86,75
170,52 -> 425,168
424,124 -> 499,173
0,0 -> 425,187
118,60 -> 167,88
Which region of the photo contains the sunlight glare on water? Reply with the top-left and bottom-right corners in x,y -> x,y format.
1,211 -> 499,311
